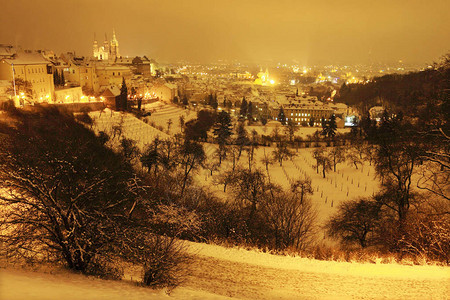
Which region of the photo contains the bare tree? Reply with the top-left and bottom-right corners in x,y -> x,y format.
328,145 -> 345,172
273,141 -> 295,166
261,182 -> 317,250
177,140 -> 206,196
228,168 -> 268,223
290,177 -> 313,205
326,198 -> 381,248
346,149 -> 363,169
313,147 -> 332,178
261,148 -> 274,175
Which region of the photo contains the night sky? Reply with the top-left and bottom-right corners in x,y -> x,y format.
1,0 -> 449,65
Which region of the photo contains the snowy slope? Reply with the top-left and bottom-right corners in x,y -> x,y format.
142,102 -> 197,135
89,109 -> 169,150
2,241 -> 448,300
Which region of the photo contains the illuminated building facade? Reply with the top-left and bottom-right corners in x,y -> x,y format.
0,46 -> 54,104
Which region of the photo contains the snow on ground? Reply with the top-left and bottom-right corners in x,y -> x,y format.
198,145 -> 377,226
246,125 -> 350,139
0,267 -> 231,300
88,109 -> 378,226
89,109 -> 169,150
2,241 -> 448,300
142,102 -> 197,135
3,111 -> 448,299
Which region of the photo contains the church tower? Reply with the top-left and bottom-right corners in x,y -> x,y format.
110,29 -> 120,61
93,33 -> 99,56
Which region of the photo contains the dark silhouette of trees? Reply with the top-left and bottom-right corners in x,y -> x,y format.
313,147 -> 332,178
234,120 -> 249,159
177,140 -> 205,196
185,109 -> 216,141
372,111 -> 419,233
141,137 -> 162,174
213,111 -> 233,165
273,140 -> 295,166
6,78 -> 33,101
228,168 -> 268,224
262,181 -> 316,250
328,145 -> 345,172
286,119 -> 297,142
326,198 -> 381,248
240,97 -> 248,117
247,101 -> 253,120
278,107 -> 286,124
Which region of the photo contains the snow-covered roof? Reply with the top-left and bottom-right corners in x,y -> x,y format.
102,86 -> 121,97
2,51 -> 50,65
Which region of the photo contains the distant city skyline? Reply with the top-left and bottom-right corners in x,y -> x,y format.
1,0 -> 449,65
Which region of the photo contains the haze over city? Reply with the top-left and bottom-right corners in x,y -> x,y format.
1,0 -> 449,65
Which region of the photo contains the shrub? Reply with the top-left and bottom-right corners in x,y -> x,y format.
141,235 -> 190,290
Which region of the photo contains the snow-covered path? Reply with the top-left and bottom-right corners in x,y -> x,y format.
2,241 -> 448,300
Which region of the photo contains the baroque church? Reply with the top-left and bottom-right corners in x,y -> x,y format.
93,30 -> 120,61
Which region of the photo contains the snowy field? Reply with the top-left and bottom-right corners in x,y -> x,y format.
88,110 -> 378,226
87,111 -> 438,228
2,241 -> 448,300
246,124 -> 351,139
198,145 -> 378,226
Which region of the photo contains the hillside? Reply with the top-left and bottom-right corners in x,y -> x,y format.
2,241 -> 448,299
336,59 -> 449,115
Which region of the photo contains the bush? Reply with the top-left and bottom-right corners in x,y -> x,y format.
398,200 -> 450,263
141,235 -> 190,290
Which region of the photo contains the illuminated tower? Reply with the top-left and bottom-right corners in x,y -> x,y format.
93,33 -> 98,56
102,33 -> 110,60
110,29 -> 120,61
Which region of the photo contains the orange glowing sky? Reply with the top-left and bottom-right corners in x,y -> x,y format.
1,0 -> 449,65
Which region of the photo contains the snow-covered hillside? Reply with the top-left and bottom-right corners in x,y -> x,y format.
89,109 -> 169,150
2,241 -> 448,299
88,110 -> 378,226
142,101 -> 197,135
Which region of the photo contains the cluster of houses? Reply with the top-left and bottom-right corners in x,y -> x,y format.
0,31 -> 178,108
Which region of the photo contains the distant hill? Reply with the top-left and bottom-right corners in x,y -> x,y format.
336,55 -> 449,116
